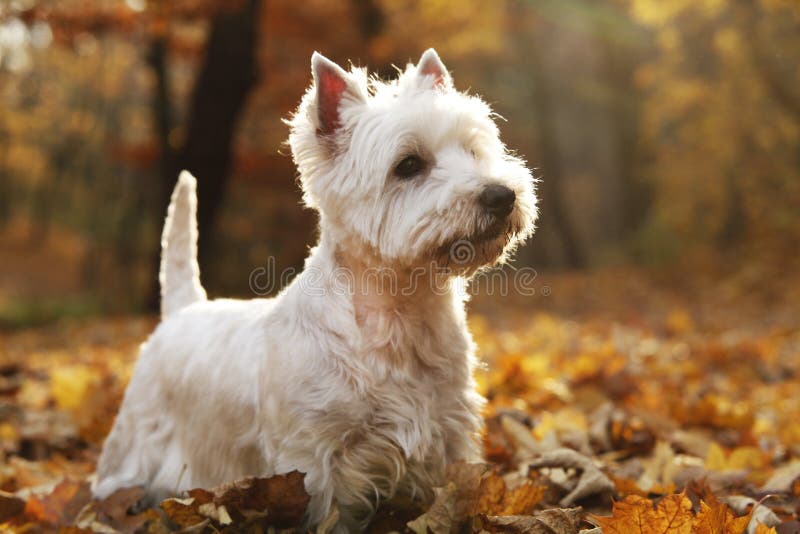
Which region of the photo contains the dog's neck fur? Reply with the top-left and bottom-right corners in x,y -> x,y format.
336,244 -> 456,313
297,231 -> 468,379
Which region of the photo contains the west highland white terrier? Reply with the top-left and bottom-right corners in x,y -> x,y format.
93,49 -> 537,531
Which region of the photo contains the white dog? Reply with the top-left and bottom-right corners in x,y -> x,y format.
93,49 -> 537,531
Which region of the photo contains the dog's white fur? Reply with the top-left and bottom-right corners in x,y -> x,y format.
93,49 -> 537,531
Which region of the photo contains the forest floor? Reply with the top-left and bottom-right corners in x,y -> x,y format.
0,261 -> 799,533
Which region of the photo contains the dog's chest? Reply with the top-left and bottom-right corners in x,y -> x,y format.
350,305 -> 471,455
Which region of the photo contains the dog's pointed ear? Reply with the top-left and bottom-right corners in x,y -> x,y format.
417,48 -> 450,88
312,52 -> 364,135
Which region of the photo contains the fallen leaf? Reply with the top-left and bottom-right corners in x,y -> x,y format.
705,443 -> 767,472
529,448 -> 614,505
474,471 -> 545,516
591,493 -> 694,534
0,490 -> 25,523
160,471 -> 310,530
637,441 -> 678,493
90,486 -> 161,533
23,478 -> 91,526
50,365 -> 97,411
502,414 -> 545,457
721,496 -> 781,534
693,498 -> 751,534
407,481 -> 463,534
161,497 -> 207,529
407,463 -> 545,533
609,413 -> 656,455
760,461 -> 800,494
477,506 -> 584,533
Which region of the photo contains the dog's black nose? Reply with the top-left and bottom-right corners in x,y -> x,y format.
479,184 -> 516,218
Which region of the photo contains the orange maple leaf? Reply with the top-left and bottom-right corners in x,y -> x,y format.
591,493 -> 693,534
693,499 -> 751,534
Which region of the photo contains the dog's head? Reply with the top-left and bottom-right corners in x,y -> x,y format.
288,49 -> 537,276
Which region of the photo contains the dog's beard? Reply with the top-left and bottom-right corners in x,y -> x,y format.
431,213 -> 524,276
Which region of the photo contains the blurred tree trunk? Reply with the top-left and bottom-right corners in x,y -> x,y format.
0,126 -> 10,225
352,0 -> 394,79
728,0 -> 799,246
736,0 -> 800,122
718,170 -> 746,246
353,0 -> 384,44
149,35 -> 174,211
29,136 -> 80,244
598,20 -> 652,242
147,0 -> 263,310
528,43 -> 587,269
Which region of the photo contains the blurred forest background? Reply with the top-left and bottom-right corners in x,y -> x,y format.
1,0 -> 799,327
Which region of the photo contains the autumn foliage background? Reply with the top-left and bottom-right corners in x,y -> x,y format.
0,0 -> 799,532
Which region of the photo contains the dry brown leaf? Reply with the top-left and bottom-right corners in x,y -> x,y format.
609,413 -> 656,455
760,461 -> 800,494
216,471 -> 310,526
160,471 -> 310,529
407,463 -> 545,534
407,481 -> 463,534
529,448 -> 614,505
501,414 -> 545,457
637,441 -> 678,493
88,485 -> 161,533
161,497 -> 208,529
0,490 -> 26,523
23,478 -> 91,526
473,471 -> 544,516
477,506 -> 583,533
721,496 -> 781,534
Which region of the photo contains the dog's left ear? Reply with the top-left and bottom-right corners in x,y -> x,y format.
312,52 -> 365,136
417,48 -> 450,88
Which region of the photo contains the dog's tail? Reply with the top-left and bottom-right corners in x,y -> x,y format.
159,170 -> 207,318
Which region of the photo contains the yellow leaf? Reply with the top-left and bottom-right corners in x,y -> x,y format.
705,442 -> 767,471
665,309 -> 693,335
50,365 -> 96,411
727,447 -> 767,470
705,442 -> 728,471
754,523 -> 778,534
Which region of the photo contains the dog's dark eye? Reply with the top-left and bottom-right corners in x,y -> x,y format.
394,155 -> 425,178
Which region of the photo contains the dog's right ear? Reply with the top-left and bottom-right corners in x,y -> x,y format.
312,52 -> 365,136
417,48 -> 450,88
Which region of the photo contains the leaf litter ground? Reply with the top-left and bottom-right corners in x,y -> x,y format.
0,267 -> 798,533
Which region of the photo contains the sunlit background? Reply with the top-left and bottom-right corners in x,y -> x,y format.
2,4 -> 800,529
1,0 -> 799,327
